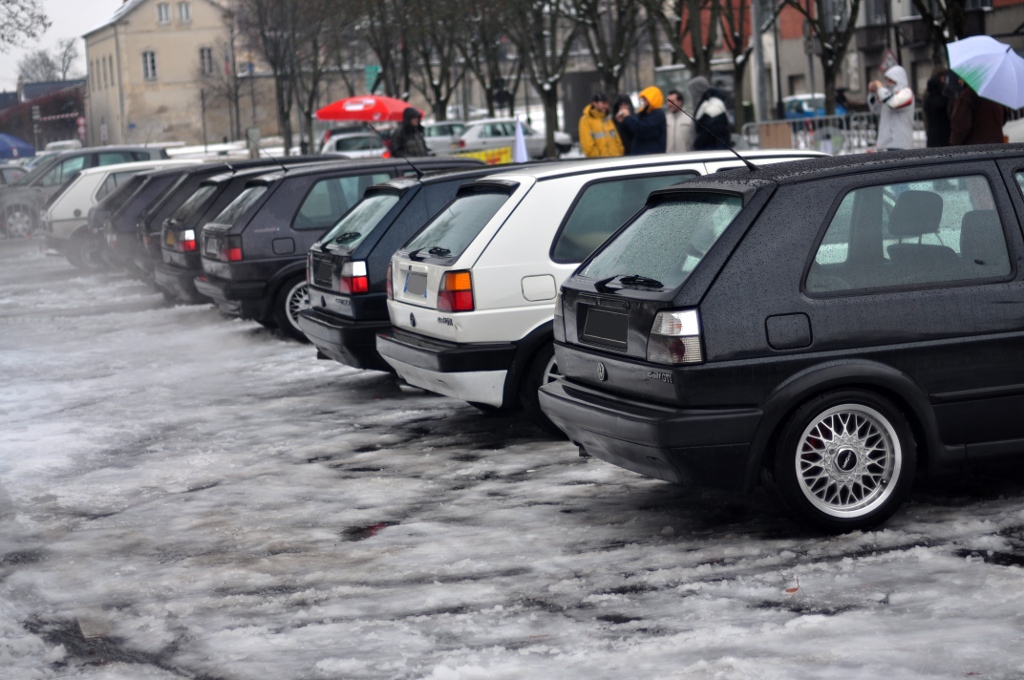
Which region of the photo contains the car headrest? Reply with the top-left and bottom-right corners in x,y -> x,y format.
960,209 -> 1004,265
889,190 -> 943,238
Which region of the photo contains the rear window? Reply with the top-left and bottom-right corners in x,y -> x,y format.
403,188 -> 510,260
320,191 -> 401,249
552,172 -> 699,263
579,192 -> 744,290
294,173 -> 391,230
212,186 -> 267,227
171,184 -> 217,224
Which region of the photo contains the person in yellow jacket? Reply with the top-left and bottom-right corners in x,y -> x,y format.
578,93 -> 624,158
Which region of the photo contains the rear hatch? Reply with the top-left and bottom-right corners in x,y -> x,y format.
199,183 -> 271,279
557,184 -> 760,405
162,183 -> 220,267
309,185 -> 407,319
387,180 -> 524,340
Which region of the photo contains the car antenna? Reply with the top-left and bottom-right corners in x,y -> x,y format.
243,134 -> 290,174
365,121 -> 424,180
664,96 -> 759,172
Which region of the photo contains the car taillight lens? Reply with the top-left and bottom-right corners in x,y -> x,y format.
437,270 -> 473,312
386,262 -> 393,299
382,150 -> 391,159
458,139 -> 466,148
181,229 -> 196,252
219,235 -> 243,262
647,309 -> 703,365
339,260 -> 368,294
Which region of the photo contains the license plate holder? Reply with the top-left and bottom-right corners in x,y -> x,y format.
405,271 -> 427,297
582,307 -> 628,348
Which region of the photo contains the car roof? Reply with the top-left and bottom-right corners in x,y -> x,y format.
668,144 -> 1024,192
73,160 -> 197,176
464,150 -> 826,184
246,157 -> 482,184
374,163 -> 536,192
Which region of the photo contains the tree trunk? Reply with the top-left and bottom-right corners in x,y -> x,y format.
275,77 -> 293,154
542,86 -> 559,158
733,63 -> 747,130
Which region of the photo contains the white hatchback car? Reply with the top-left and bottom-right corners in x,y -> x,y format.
377,150 -> 823,427
41,159 -> 199,243
452,118 -> 573,158
320,131 -> 389,157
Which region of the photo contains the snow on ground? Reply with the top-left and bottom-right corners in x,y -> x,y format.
3,238 -> 1024,679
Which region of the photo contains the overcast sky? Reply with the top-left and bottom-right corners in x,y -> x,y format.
0,0 -> 124,91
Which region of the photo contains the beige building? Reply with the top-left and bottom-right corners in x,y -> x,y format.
83,0 -> 246,146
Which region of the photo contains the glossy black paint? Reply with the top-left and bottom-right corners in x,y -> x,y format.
540,145 -> 1024,492
195,158 -> 481,325
299,166 -> 510,370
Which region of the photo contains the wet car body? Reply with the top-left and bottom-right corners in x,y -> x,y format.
155,158 -> 330,304
299,165 -> 516,371
539,144 -> 1024,532
195,157 -> 481,339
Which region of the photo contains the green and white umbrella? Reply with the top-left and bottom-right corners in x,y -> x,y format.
947,35 -> 1024,109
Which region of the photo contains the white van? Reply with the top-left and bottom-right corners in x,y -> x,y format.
377,150 -> 823,428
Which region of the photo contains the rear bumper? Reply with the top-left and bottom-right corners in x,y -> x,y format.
154,262 -> 208,303
193,275 -> 266,319
376,328 -> 517,406
297,308 -> 393,372
538,378 -> 762,490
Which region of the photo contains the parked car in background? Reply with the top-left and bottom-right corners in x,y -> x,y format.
41,160 -> 198,269
376,151 -> 822,428
155,158 -> 328,304
539,144 -> 1024,532
423,121 -> 465,155
0,145 -> 169,237
783,93 -> 847,119
320,131 -> 389,158
194,157 -> 481,341
452,118 -> 573,158
299,164 -> 520,371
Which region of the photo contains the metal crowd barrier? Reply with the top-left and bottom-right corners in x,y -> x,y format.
741,111 -> 928,155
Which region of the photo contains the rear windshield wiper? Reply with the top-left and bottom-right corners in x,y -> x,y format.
428,246 -> 451,257
332,231 -> 361,243
594,274 -> 664,292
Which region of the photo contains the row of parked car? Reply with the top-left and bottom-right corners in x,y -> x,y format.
30,141 -> 1024,535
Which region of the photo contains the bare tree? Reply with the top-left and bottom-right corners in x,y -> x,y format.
642,0 -> 720,76
719,0 -> 752,127
324,2 -> 367,99
363,0 -> 413,97
910,0 -> 968,65
17,49 -> 57,82
407,0 -> 468,121
572,0 -> 640,97
457,2 -> 524,117
237,0 -> 296,152
783,0 -> 861,114
56,38 -> 78,80
0,0 -> 50,51
506,0 -> 582,157
290,0 -> 334,152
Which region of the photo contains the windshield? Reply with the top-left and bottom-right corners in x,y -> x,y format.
579,192 -> 744,290
12,155 -> 60,186
320,191 -> 401,250
403,188 -> 510,260
170,184 -> 217,225
210,186 -> 267,227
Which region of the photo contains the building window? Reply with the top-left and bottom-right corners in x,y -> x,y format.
108,55 -> 116,88
178,2 -> 191,22
102,58 -> 109,88
200,47 -> 213,76
157,2 -> 170,24
143,51 -> 157,81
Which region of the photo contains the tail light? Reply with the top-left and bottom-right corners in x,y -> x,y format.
552,291 -> 565,342
180,229 -> 197,252
458,140 -> 466,148
437,270 -> 473,312
218,235 -> 243,262
382,150 -> 391,159
339,260 -> 368,294
647,309 -> 703,365
386,262 -> 393,299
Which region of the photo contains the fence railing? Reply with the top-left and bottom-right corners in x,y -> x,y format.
741,111 -> 929,155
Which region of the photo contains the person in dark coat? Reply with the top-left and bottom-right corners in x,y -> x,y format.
390,107 -> 430,157
950,80 -> 1006,146
687,76 -> 732,150
611,94 -> 635,155
922,68 -> 951,147
614,86 -> 667,155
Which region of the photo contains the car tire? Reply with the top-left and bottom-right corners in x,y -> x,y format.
771,389 -> 916,533
272,275 -> 311,343
519,342 -> 566,436
5,205 -> 35,238
67,230 -> 107,272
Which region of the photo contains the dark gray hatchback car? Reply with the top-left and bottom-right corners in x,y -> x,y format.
540,144 -> 1024,533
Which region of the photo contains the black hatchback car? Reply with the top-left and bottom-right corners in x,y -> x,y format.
195,157 -> 480,340
540,145 -> 1024,533
298,165 -> 518,371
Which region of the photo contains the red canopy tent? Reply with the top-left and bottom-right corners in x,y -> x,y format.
316,95 -> 422,122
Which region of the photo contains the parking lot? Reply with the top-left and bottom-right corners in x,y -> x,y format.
4,235 -> 1024,679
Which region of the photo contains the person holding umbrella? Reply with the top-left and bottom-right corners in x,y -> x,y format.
950,79 -> 1006,145
946,36 -> 1024,145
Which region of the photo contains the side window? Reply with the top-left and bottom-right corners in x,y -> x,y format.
97,172 -> 137,200
293,173 -> 390,230
807,174 -> 1010,293
551,172 -> 701,263
98,152 -> 134,165
41,156 -> 87,186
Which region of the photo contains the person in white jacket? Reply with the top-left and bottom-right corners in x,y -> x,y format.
665,89 -> 693,153
868,65 -> 915,150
